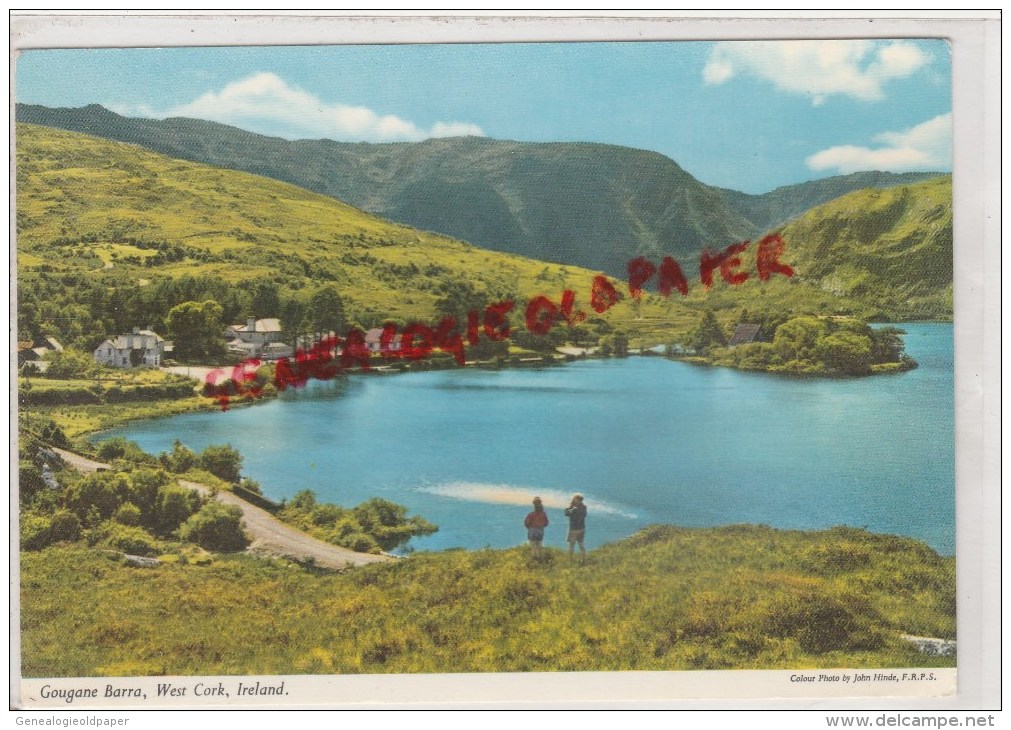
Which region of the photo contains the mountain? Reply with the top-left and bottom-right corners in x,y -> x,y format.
15,123 -> 696,348
775,176 -> 953,318
687,176 -> 953,321
720,171 -> 948,233
16,103 -> 944,280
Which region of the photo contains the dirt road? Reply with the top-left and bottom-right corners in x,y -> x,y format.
52,447 -> 391,570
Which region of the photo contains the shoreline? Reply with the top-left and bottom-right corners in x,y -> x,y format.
28,320 -> 946,444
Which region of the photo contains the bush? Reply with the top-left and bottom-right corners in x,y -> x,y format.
198,445 -> 243,484
179,503 -> 249,552
152,485 -> 204,536
93,521 -> 160,556
50,510 -> 83,543
338,532 -> 381,554
18,383 -> 103,406
19,462 -> 47,506
351,498 -> 438,552
96,437 -> 155,464
43,348 -> 99,379
160,440 -> 197,473
64,472 -> 132,522
114,503 -> 142,526
20,510 -> 82,550
20,514 -> 54,551
126,468 -> 170,517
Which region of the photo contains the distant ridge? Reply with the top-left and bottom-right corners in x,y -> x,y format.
17,103 -> 946,278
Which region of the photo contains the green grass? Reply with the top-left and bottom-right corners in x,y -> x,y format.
15,123 -> 687,343
20,524 -> 955,677
17,123 -> 950,361
19,368 -> 214,440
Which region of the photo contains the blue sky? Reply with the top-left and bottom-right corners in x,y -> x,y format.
14,40 -> 951,194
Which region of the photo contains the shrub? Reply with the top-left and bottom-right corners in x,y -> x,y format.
352,498 -> 438,552
64,472 -> 132,522
152,485 -> 204,536
18,383 -> 103,406
43,348 -> 99,379
96,438 -> 156,465
21,510 -> 82,550
19,462 -> 47,506
337,532 -> 381,554
94,522 -> 160,556
50,510 -> 83,543
126,468 -> 170,517
21,513 -> 53,550
179,503 -> 249,552
198,445 -> 243,483
159,440 -> 196,473
114,503 -> 142,526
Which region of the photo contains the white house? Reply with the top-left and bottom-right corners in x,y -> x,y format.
94,328 -> 171,368
364,328 -> 402,353
226,318 -> 291,359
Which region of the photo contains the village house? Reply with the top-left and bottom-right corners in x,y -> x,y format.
727,324 -> 763,347
226,317 -> 292,360
17,336 -> 64,373
364,328 -> 402,354
93,328 -> 171,368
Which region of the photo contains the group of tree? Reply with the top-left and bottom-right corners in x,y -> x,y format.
20,438 -> 252,555
279,489 -> 438,554
18,269 -> 354,363
676,309 -> 916,376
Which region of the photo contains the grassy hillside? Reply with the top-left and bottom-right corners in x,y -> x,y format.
719,171 -> 947,233
21,524 -> 954,676
15,104 -> 756,276
682,177 -> 953,322
776,177 -> 952,319
15,122 -> 951,376
15,123 -> 695,346
17,104 -> 949,282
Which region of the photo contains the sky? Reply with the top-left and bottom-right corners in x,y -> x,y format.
14,40 -> 951,194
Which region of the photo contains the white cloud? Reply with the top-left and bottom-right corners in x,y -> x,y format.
806,113 -> 952,174
702,40 -> 929,104
113,72 -> 485,142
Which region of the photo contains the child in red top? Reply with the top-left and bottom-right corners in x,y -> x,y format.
524,497 -> 549,561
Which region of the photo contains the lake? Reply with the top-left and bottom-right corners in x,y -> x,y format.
101,323 -> 955,555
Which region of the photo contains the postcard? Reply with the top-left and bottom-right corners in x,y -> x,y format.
10,13 -> 999,711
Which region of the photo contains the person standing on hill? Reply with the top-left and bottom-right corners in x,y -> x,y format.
565,493 -> 587,564
524,497 -> 549,562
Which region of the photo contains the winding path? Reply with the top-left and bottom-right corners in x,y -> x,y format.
52,447 -> 391,570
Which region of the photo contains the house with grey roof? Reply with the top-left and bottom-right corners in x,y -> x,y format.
226,318 -> 291,359
94,328 -> 172,368
727,324 -> 763,347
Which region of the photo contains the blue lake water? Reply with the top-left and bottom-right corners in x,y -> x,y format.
101,323 -> 955,555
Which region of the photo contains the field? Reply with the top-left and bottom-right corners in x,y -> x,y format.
21,524 -> 954,677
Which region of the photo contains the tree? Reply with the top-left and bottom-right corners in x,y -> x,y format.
307,285 -> 347,339
44,348 -> 98,379
280,297 -> 309,352
351,497 -> 438,552
689,310 -> 727,354
598,332 -> 629,357
164,300 -> 227,362
772,317 -> 828,363
249,281 -> 281,320
435,282 -> 485,320
816,331 -> 873,375
198,444 -> 243,483
869,326 -> 906,364
159,440 -> 197,473
152,485 -> 203,535
179,502 -> 249,552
